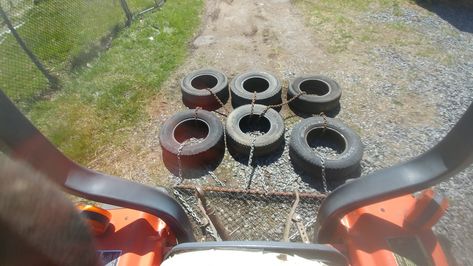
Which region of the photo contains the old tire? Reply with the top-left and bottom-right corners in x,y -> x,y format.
181,69 -> 229,111
289,117 -> 363,180
288,76 -> 341,115
159,109 -> 224,173
226,104 -> 285,158
230,71 -> 282,108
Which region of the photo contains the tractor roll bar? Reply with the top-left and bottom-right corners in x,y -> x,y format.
0,90 -> 195,243
316,101 -> 473,243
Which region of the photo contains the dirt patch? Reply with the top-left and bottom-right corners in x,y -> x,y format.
90,0 -> 338,183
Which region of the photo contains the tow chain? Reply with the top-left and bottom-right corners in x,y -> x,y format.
207,168 -> 225,187
260,91 -> 306,118
176,140 -> 189,182
204,88 -> 229,114
172,189 -> 219,241
250,91 -> 257,115
320,155 -> 329,193
193,106 -> 201,120
245,135 -> 257,190
311,112 -> 329,193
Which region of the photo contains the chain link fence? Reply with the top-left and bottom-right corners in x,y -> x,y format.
172,185 -> 325,243
0,0 -> 162,105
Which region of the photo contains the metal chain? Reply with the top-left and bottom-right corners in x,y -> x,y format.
204,87 -> 229,114
223,122 -> 228,156
310,112 -> 329,193
250,91 -> 257,115
194,106 -> 202,120
176,138 -> 195,181
248,136 -> 257,167
320,112 -> 327,131
289,217 -> 317,241
172,188 -> 219,240
245,136 -> 257,190
320,154 -> 329,193
173,189 -> 203,225
260,91 -> 306,117
207,168 -> 225,186
176,141 -> 187,182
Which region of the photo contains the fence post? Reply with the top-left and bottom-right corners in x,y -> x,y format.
0,4 -> 59,89
119,0 -> 133,26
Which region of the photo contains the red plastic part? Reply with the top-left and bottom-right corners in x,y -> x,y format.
339,192 -> 449,266
94,208 -> 176,266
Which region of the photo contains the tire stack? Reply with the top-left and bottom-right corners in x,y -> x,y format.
159,68 -> 364,187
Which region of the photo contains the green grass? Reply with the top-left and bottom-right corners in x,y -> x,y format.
294,0 -> 448,56
0,0 -> 161,104
19,0 -> 203,163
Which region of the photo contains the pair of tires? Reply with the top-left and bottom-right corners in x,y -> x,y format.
181,69 -> 282,111
159,104 -> 285,174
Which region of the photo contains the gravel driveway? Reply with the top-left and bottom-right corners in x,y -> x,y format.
91,0 -> 473,264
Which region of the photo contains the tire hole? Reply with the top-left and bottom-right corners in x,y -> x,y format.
174,119 -> 209,143
239,115 -> 271,136
300,80 -> 330,96
243,77 -> 269,93
191,75 -> 218,90
306,128 -> 346,158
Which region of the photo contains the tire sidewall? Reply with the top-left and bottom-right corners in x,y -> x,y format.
288,75 -> 341,113
231,71 -> 281,107
289,117 -> 363,178
226,104 -> 285,156
181,69 -> 229,108
159,109 -> 223,157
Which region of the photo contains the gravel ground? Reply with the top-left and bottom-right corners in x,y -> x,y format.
91,1 -> 473,264
363,7 -> 473,265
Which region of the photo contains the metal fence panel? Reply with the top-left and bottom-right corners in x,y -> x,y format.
0,0 -> 159,105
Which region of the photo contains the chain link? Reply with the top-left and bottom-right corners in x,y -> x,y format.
250,91 -> 257,115
320,112 -> 327,131
260,91 -> 306,118
245,136 -> 257,190
194,106 -> 202,120
204,87 -> 229,114
309,112 -> 329,193
176,141 -> 187,182
173,188 -> 219,241
207,168 -> 225,186
320,154 -> 329,193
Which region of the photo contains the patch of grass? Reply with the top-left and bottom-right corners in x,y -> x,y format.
294,0 -> 446,56
24,0 -> 203,163
1,0 -> 159,104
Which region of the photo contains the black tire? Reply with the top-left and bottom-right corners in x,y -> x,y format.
159,109 -> 224,173
288,75 -> 341,115
230,71 -> 282,108
289,117 -> 363,180
226,104 -> 285,158
181,69 -> 229,111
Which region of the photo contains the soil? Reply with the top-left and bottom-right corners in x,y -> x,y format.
89,0 -> 334,185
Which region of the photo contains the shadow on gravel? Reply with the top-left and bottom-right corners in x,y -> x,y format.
292,163 -> 353,192
416,1 -> 473,33
437,234 -> 460,266
229,142 -> 285,167
288,104 -> 341,119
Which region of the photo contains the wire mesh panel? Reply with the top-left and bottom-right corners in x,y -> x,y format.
127,0 -> 162,16
0,0 -> 159,106
0,0 -> 47,103
173,186 -> 325,242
